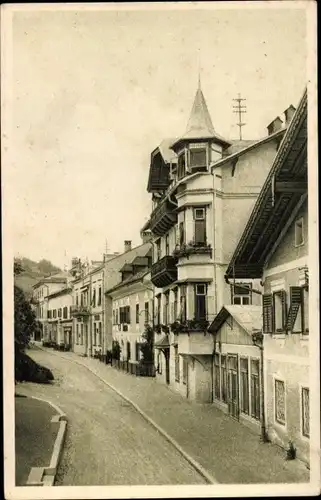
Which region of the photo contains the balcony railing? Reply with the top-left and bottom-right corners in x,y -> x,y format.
70,305 -> 90,317
170,317 -> 210,334
173,240 -> 212,259
151,255 -> 178,288
149,200 -> 177,237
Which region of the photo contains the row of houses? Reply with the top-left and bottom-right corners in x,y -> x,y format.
32,82 -> 310,466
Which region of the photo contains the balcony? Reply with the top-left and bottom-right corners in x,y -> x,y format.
71,305 -> 90,317
149,200 -> 177,237
151,255 -> 178,288
173,241 -> 212,259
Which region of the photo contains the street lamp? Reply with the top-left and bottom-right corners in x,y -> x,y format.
252,329 -> 269,443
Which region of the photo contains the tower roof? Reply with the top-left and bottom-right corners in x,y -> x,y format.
171,84 -> 230,151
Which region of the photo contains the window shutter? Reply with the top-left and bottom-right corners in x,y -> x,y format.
262,294 -> 273,333
280,290 -> 287,329
285,287 -> 302,332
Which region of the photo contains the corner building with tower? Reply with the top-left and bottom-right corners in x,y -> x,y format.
143,81 -> 295,403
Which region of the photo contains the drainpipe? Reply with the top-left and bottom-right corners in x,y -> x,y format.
210,170 -> 219,403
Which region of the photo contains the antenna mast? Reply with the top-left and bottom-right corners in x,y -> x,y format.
233,93 -> 247,140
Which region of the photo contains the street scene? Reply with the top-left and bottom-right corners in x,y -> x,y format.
3,1 -> 319,497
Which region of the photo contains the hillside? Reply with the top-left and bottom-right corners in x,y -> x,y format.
14,257 -> 62,298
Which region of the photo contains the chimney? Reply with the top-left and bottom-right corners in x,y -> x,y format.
267,116 -> 283,136
141,231 -> 152,244
284,105 -> 296,126
124,240 -> 132,253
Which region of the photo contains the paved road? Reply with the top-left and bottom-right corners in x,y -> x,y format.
16,349 -> 206,486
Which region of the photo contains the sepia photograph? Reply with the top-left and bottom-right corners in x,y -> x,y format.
1,1 -> 319,499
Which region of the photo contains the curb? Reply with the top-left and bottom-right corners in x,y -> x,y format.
43,348 -> 217,485
26,396 -> 67,487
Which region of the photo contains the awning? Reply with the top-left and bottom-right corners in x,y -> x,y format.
154,335 -> 170,349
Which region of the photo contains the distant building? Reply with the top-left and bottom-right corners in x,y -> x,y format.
143,80 -> 290,402
226,89 -> 309,464
46,287 -> 73,348
32,272 -> 71,342
106,247 -> 153,374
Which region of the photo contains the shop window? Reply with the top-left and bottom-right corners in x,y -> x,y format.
274,379 -> 286,425
240,358 -> 249,415
301,387 -> 310,438
174,346 -> 180,382
182,358 -> 188,385
221,355 -> 228,403
294,217 -> 304,246
214,353 -> 220,400
251,359 -> 260,420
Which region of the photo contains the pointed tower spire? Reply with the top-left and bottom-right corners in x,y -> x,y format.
185,86 -> 216,138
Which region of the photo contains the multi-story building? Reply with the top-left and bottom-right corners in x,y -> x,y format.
225,89 -> 310,464
46,286 -> 73,348
103,234 -> 153,354
32,273 -> 70,342
144,81 -> 295,402
106,247 -> 153,373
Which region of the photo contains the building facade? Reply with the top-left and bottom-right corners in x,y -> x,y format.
46,287 -> 73,348
226,89 -> 310,464
144,81 -> 291,402
106,251 -> 153,373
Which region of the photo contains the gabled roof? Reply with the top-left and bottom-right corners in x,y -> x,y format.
105,268 -> 150,294
171,85 -> 230,151
208,305 -> 262,335
225,88 -> 307,279
156,138 -> 178,164
47,287 -> 73,300
33,272 -> 70,288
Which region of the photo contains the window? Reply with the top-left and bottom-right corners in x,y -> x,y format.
126,341 -> 131,361
98,322 -> 102,345
76,324 -> 79,344
165,234 -> 170,256
232,284 -> 252,305
136,303 -> 140,324
98,286 -> 102,306
214,353 -> 220,400
251,359 -> 260,420
189,146 -> 207,169
295,217 -> 304,246
221,356 -> 228,402
273,290 -> 287,332
69,306 -> 72,317
80,323 -> 84,345
53,309 -> 57,318
274,379 -> 286,425
76,294 -> 79,306
180,286 -> 187,322
163,293 -> 169,325
63,306 -> 68,319
115,308 -> 119,325
135,341 -> 140,362
156,295 -> 161,325
301,387 -> 310,438
155,240 -> 161,261
173,289 -> 178,322
182,358 -> 188,385
174,346 -> 180,382
119,306 -> 130,324
193,208 -> 207,245
177,151 -> 186,180
194,284 -> 207,321
179,221 -> 185,246
144,301 -> 149,324
92,288 -> 96,308
240,358 -> 249,415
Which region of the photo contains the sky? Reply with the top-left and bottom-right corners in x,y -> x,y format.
8,3 -> 308,269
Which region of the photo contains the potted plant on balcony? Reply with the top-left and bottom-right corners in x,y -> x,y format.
161,324 -> 170,334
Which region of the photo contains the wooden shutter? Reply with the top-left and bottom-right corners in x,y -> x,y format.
280,290 -> 287,329
262,294 -> 273,333
286,286 -> 302,332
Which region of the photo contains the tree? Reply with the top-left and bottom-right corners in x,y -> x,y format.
140,323 -> 154,364
14,285 -> 37,351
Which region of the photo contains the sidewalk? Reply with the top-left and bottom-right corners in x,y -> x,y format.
15,394 -> 59,485
56,350 -> 309,485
